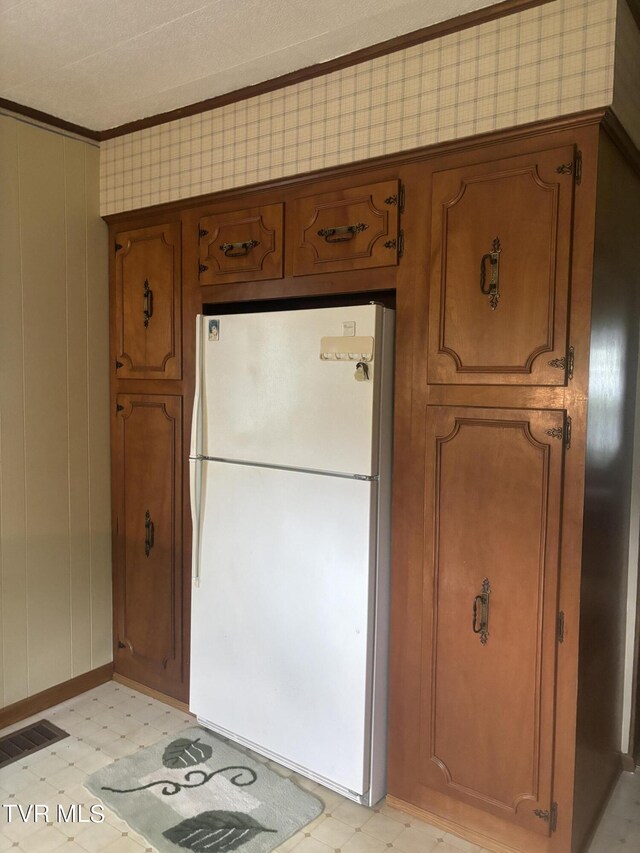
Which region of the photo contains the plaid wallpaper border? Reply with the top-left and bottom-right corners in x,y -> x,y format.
100,0 -> 617,216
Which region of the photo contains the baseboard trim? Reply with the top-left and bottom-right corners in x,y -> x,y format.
621,751 -> 637,772
112,673 -> 191,714
0,663 -> 114,729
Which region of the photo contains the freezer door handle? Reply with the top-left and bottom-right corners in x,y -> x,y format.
189,458 -> 203,587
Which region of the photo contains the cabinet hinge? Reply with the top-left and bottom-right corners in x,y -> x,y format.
534,802 -> 558,833
556,150 -> 582,185
114,242 -> 122,252
198,263 -> 208,275
398,229 -> 404,258
558,611 -> 565,643
564,416 -> 572,450
198,228 -> 209,239
575,150 -> 582,185
384,184 -> 405,212
548,345 -> 574,380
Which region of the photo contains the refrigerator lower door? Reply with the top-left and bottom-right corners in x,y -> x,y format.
190,460 -> 381,801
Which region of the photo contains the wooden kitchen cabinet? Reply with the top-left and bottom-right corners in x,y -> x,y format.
112,393 -> 184,697
197,202 -> 283,285
427,146 -> 575,385
105,111 -> 640,853
293,178 -> 401,275
114,222 -> 182,380
407,405 -> 565,837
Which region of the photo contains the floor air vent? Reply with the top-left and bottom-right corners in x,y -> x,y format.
0,719 -> 69,768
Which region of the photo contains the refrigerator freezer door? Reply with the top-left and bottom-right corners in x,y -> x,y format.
198,305 -> 390,476
190,460 -> 378,797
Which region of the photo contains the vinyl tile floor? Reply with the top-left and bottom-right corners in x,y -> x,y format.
0,681 -> 637,853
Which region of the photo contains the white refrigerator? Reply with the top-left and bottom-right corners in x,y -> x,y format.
189,303 -> 394,806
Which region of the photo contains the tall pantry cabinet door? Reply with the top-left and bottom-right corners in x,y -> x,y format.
113,394 -> 184,699
389,406 -> 565,838
427,146 -> 576,384
114,223 -> 182,380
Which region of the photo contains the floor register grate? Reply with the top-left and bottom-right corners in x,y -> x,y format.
0,719 -> 69,768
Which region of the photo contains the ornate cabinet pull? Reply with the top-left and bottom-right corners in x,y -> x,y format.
219,239 -> 260,258
143,279 -> 154,327
317,223 -> 368,243
480,238 -> 501,310
144,510 -> 155,557
472,578 -> 491,645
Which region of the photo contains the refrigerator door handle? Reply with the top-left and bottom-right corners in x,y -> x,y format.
190,316 -> 203,459
189,458 -> 203,587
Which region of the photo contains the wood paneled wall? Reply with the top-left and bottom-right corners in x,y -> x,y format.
0,115 -> 112,707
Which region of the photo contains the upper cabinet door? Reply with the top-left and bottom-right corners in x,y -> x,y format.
114,222 -> 182,380
197,203 -> 283,284
427,146 -> 576,385
293,179 -> 401,275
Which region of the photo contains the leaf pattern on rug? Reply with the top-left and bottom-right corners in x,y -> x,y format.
163,737 -> 213,769
163,810 -> 277,852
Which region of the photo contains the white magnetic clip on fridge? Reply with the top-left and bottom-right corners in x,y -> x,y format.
189,303 -> 394,806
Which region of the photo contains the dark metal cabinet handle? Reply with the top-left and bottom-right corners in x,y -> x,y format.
144,510 -> 155,557
143,279 -> 154,327
317,223 -> 369,243
480,238 -> 501,310
219,239 -> 260,257
472,578 -> 491,645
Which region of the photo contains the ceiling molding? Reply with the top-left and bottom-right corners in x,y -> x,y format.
99,0 -> 553,140
0,97 -> 100,142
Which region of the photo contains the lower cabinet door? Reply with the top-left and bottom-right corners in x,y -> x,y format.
113,393 -> 184,700
390,406 -> 565,838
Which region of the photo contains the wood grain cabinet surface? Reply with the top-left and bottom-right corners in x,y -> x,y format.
114,222 -> 182,380
293,179 -> 401,275
112,394 -> 184,697
410,406 -> 564,836
427,146 -> 575,385
197,203 -> 283,285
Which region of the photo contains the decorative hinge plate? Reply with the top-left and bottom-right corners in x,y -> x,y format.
398,229 -> 404,258
114,242 -> 122,252
558,611 -> 565,643
556,151 -> 582,185
384,184 -> 405,212
565,416 -> 572,450
548,346 -> 574,380
534,802 -> 558,833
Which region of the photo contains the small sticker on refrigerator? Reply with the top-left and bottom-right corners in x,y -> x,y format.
208,319 -> 220,341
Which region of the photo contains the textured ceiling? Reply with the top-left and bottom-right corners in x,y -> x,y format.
0,0 -> 494,131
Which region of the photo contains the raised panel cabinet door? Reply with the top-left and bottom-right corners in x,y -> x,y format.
293,179 -> 401,275
197,203 -> 283,284
393,406 -> 564,837
427,146 -> 577,384
114,223 -> 182,380
113,394 -> 184,699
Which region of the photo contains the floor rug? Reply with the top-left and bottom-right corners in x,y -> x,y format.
85,727 -> 324,853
